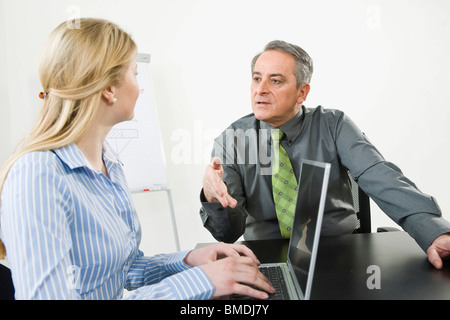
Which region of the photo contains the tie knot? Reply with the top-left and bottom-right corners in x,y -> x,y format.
271,129 -> 284,142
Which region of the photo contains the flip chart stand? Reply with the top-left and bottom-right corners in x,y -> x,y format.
140,188 -> 180,252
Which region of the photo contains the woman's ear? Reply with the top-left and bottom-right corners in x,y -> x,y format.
102,86 -> 116,104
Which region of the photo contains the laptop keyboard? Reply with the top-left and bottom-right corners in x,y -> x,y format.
230,265 -> 291,300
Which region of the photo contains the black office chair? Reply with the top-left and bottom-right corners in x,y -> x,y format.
349,172 -> 400,234
349,174 -> 371,233
0,263 -> 15,300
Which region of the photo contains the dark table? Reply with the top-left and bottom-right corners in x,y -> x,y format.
197,231 -> 450,300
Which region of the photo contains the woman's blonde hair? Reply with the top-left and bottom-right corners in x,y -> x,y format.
0,18 -> 137,259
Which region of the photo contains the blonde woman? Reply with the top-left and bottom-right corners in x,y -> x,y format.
0,18 -> 274,300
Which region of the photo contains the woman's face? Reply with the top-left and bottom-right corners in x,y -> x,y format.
111,60 -> 140,124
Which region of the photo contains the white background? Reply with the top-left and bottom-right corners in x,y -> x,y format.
1,0 -> 449,257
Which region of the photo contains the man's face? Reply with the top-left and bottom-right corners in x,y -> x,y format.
251,50 -> 310,127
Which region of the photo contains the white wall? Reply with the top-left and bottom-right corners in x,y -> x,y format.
1,0 -> 449,256
0,0 -> 10,166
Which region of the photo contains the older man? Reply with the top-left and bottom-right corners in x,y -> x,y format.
200,40 -> 450,269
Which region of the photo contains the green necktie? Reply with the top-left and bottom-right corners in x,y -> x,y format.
272,129 -> 298,239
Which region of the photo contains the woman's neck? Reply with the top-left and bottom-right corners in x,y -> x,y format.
76,121 -> 111,176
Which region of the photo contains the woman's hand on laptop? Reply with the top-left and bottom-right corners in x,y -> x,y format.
185,242 -> 260,266
185,242 -> 275,299
200,255 -> 275,299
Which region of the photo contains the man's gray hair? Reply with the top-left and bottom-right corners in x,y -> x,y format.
251,40 -> 313,88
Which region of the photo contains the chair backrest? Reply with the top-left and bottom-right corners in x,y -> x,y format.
0,263 -> 15,300
348,173 -> 372,233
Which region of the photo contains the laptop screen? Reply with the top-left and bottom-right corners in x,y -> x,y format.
287,160 -> 330,299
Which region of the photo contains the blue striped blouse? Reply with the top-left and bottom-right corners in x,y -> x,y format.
0,143 -> 214,300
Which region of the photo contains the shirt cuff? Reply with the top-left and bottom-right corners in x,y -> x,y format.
164,250 -> 215,299
164,250 -> 192,274
200,188 -> 208,202
162,266 -> 215,300
126,251 -> 215,300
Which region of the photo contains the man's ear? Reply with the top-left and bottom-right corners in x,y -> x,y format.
297,83 -> 311,104
102,86 -> 116,104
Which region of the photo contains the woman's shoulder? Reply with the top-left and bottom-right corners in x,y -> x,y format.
13,149 -> 59,167
8,150 -> 61,180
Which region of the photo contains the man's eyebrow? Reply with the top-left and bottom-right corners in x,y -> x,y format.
252,71 -> 286,79
269,73 -> 286,79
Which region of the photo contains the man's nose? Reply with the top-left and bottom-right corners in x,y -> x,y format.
256,79 -> 269,95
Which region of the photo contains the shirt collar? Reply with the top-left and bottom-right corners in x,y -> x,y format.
259,106 -> 304,145
53,142 -> 122,171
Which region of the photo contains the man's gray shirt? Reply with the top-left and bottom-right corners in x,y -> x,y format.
200,106 -> 450,252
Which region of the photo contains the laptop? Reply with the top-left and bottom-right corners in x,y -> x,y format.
232,159 -> 331,300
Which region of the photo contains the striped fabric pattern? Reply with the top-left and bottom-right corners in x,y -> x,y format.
0,143 -> 214,300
